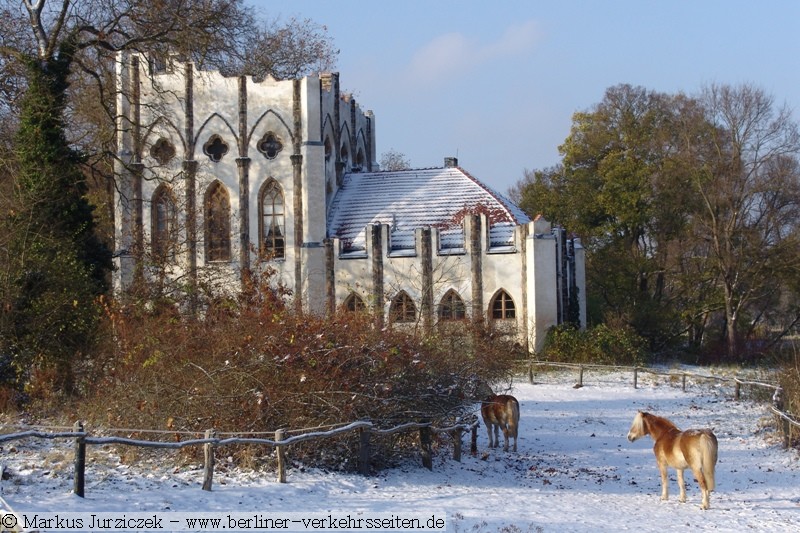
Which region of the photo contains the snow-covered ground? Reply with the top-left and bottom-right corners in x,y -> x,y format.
1,369 -> 799,532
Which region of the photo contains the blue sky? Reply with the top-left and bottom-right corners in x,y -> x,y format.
248,0 -> 800,195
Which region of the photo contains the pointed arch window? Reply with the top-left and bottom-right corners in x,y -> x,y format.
259,180 -> 285,259
204,181 -> 231,262
355,147 -> 365,170
491,290 -> 516,320
344,293 -> 367,313
438,290 -> 466,321
151,185 -> 177,257
390,291 -> 416,323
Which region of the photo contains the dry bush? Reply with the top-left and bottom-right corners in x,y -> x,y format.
777,344 -> 800,448
78,270 -> 517,470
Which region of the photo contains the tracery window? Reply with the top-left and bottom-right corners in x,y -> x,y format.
344,293 -> 367,313
259,180 -> 285,259
390,291 -> 416,323
150,138 -> 176,166
151,185 -> 177,257
204,181 -> 231,262
491,290 -> 516,320
257,132 -> 283,159
203,134 -> 229,162
438,290 -> 466,321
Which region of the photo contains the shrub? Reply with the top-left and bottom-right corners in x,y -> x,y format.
77,270 -> 517,471
540,324 -> 649,366
777,345 -> 800,448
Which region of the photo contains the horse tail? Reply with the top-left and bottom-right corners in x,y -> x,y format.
509,397 -> 520,438
702,431 -> 718,491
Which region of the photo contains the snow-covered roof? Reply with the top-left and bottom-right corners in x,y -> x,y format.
327,166 -> 531,254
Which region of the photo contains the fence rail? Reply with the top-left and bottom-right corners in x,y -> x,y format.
2,362 -> 797,499
0,416 -> 481,498
527,360 -> 800,446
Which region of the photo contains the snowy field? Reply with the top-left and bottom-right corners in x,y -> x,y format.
1,368 -> 799,532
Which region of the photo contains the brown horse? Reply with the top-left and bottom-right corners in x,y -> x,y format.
627,411 -> 718,510
481,394 -> 520,452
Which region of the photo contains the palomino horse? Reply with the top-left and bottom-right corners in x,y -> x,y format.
627,411 -> 718,510
481,393 -> 520,452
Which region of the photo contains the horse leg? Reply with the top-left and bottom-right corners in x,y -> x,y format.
691,465 -> 710,510
501,425 -> 509,452
676,468 -> 687,503
658,460 -> 670,501
485,423 -> 495,448
493,424 -> 500,448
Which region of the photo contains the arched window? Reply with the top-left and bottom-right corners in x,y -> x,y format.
355,147 -> 365,170
204,181 -> 231,262
390,291 -> 416,323
438,290 -> 466,321
151,185 -> 177,257
259,180 -> 285,259
344,293 -> 367,313
491,290 -> 516,320
324,136 -> 332,161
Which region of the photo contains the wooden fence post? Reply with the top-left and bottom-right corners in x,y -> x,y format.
773,387 -> 790,448
275,428 -> 286,483
452,419 -> 463,462
73,421 -> 85,498
470,424 -> 478,455
358,427 -> 371,476
633,367 -> 638,389
734,380 -> 741,401
419,421 -> 432,470
202,429 -> 216,491
682,373 -> 687,392
577,365 -> 584,388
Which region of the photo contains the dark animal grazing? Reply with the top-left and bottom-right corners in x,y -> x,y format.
627,411 -> 718,510
481,394 -> 520,452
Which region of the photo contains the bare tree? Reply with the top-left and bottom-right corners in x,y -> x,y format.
380,149 -> 411,171
690,83 -> 800,358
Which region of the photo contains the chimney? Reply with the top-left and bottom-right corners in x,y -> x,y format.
444,156 -> 458,168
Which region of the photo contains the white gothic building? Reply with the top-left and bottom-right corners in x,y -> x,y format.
113,53 -> 586,352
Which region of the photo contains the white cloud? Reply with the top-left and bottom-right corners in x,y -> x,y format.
405,20 -> 541,88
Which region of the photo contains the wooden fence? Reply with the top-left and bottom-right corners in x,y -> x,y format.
2,362 -> 797,499
0,417 -> 481,498
527,360 -> 800,448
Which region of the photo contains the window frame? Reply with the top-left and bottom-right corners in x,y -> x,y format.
390,291 -> 417,324
490,290 -> 516,320
151,184 -> 177,258
258,179 -> 286,260
437,290 -> 466,321
204,181 -> 231,262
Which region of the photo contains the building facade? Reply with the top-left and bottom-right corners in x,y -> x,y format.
113,53 -> 585,352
